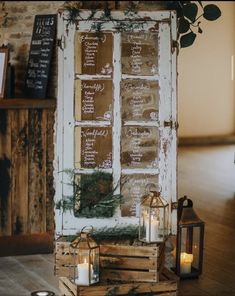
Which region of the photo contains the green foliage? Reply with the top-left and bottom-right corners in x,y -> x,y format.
63,1 -> 221,49
166,1 -> 221,48
56,170 -> 122,218
63,224 -> 139,243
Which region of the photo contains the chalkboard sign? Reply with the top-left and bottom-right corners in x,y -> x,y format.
25,14 -> 56,98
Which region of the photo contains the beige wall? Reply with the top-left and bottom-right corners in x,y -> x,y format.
178,1 -> 235,137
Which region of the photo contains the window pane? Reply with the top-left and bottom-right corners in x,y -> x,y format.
121,32 -> 158,76
121,174 -> 159,217
75,32 -> 113,75
75,127 -> 112,169
75,80 -> 113,121
121,79 -> 159,121
121,127 -> 159,168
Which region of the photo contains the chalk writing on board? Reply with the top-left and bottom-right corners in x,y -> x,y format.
25,14 -> 56,98
121,175 -> 159,217
82,83 -> 104,115
77,33 -> 113,75
80,127 -> 112,169
121,127 -> 159,169
121,32 -> 158,76
121,80 -> 159,121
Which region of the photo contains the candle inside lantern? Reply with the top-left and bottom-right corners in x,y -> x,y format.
146,217 -> 159,241
75,258 -> 94,285
180,252 -> 193,274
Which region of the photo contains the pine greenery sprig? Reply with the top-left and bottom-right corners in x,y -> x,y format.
56,170 -> 122,218
64,224 -> 139,243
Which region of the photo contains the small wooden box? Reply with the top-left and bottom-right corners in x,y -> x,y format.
59,267 -> 178,296
55,237 -> 165,283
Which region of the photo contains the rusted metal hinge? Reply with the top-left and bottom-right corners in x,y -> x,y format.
171,201 -> 178,210
171,40 -> 178,54
57,35 -> 65,50
164,121 -> 179,130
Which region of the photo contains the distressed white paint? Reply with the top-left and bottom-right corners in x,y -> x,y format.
74,168 -> 113,175
75,121 -> 111,127
158,21 -> 174,234
123,121 -> 159,127
76,74 -> 112,80
54,13 -> 65,236
55,11 -> 177,236
112,33 -> 122,195
122,74 -> 159,80
170,11 -> 178,234
121,168 -> 160,175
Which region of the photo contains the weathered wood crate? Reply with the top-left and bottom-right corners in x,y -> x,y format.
55,237 -> 165,283
59,267 -> 178,296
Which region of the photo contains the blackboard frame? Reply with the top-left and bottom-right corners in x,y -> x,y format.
24,14 -> 57,99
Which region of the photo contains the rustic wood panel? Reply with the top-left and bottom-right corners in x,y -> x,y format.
11,109 -> 29,234
59,267 -> 178,296
28,109 -> 47,233
46,109 -> 55,232
0,99 -> 56,109
0,110 -> 12,236
0,107 -> 55,240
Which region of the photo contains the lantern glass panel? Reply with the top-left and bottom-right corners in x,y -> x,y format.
92,247 -> 100,283
179,226 -> 201,276
139,193 -> 169,242
70,232 -> 100,286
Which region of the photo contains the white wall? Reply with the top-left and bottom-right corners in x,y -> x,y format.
178,1 -> 235,137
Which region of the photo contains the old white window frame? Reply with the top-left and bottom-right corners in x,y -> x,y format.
55,10 -> 177,236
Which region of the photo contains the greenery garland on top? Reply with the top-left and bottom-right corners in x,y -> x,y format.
56,170 -> 122,218
63,1 -> 221,48
63,1 -> 146,33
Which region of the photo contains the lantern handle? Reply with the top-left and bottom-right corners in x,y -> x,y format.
177,195 -> 194,221
80,225 -> 94,234
70,226 -> 94,249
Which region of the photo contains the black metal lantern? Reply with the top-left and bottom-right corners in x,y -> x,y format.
70,227 -> 99,286
176,196 -> 205,279
139,188 -> 169,243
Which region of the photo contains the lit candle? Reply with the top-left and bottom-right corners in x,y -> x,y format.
180,252 -> 193,274
146,217 -> 159,241
75,259 -> 93,285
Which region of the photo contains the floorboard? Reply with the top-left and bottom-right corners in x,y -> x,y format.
178,145 -> 235,296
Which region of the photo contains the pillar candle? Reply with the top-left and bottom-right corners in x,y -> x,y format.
75,260 -> 93,285
146,218 -> 159,241
180,252 -> 193,274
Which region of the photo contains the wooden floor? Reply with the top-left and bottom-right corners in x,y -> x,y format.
178,145 -> 235,296
0,145 -> 234,295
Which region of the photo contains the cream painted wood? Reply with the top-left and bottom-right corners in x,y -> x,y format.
55,11 -> 177,236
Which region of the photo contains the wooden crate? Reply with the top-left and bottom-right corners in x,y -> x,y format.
59,267 -> 178,296
55,238 -> 165,283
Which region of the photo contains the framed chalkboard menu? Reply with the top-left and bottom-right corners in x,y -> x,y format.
24,14 -> 57,98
